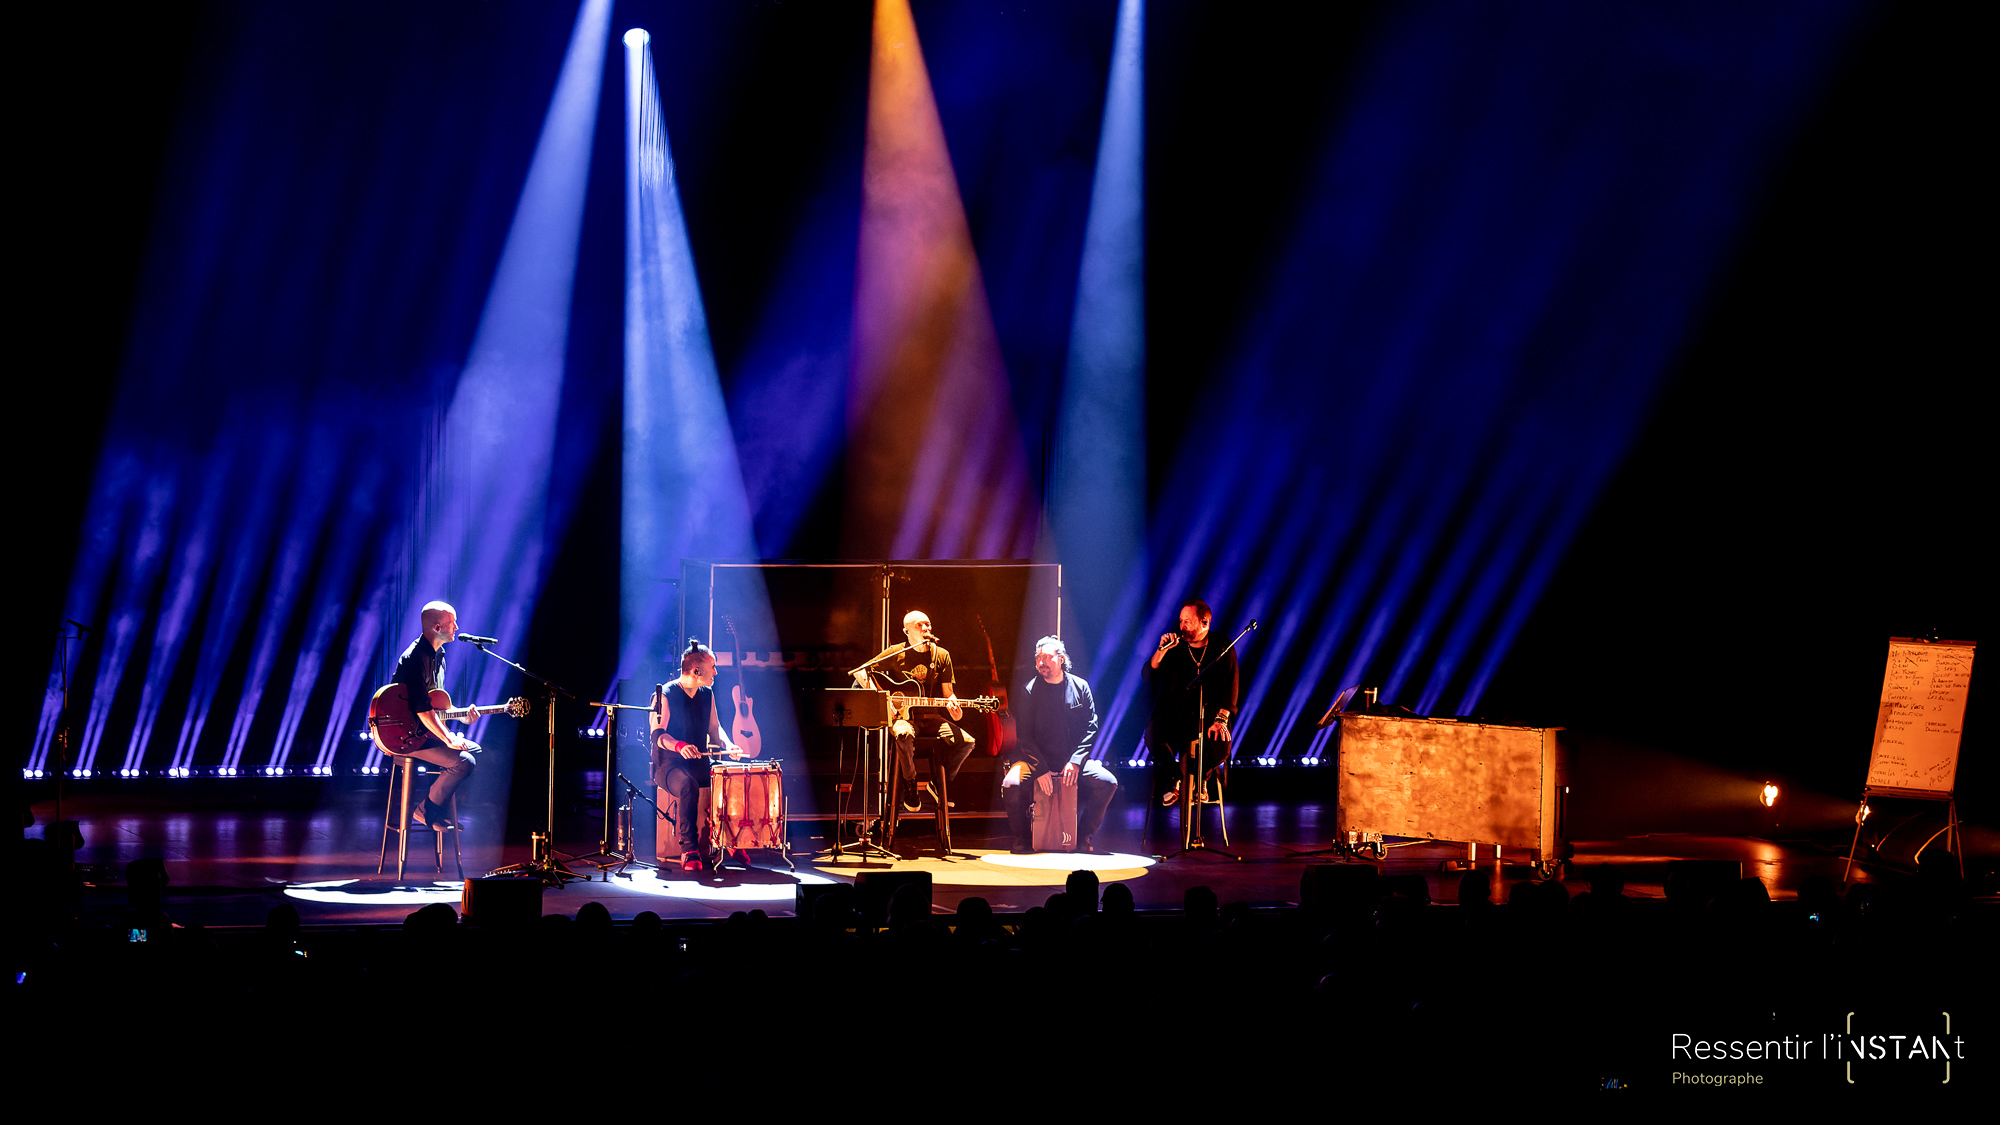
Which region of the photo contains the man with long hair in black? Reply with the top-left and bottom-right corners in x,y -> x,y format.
1141,598 -> 1237,821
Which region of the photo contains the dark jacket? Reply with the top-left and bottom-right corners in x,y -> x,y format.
1009,672 -> 1098,774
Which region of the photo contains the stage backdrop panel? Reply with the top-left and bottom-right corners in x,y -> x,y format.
683,560 -> 1060,817
1335,713 -> 1566,863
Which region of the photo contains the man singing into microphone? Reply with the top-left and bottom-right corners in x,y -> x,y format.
1141,598 -> 1238,816
389,601 -> 479,828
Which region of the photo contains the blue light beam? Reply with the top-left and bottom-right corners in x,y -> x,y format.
410,0 -> 610,734
618,28 -> 767,680
1053,0 -> 1146,671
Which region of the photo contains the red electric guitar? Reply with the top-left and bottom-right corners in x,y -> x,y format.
975,614 -> 1018,758
368,684 -> 528,755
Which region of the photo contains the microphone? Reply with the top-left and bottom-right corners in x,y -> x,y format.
459,634 -> 499,645
1249,619 -> 1259,629
67,619 -> 92,633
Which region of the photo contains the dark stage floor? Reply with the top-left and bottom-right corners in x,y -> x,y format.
26,783 -> 1959,930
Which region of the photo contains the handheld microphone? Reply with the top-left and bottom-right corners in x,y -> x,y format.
459,634 -> 499,645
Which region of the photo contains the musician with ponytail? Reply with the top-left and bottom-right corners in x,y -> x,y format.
649,638 -> 743,872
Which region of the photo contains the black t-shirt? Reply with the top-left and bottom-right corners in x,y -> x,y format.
877,643 -> 955,701
652,682 -> 715,786
393,637 -> 445,716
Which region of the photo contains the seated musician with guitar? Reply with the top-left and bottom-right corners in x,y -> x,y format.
650,639 -> 746,872
852,610 -> 976,818
388,601 -> 479,828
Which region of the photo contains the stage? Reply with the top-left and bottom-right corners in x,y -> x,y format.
27,784 -> 1967,930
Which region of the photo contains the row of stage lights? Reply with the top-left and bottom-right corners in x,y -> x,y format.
1119,756 -> 1329,768
23,764 -> 390,779
14,767 -> 1795,809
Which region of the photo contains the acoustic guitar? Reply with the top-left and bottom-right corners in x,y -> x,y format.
887,693 -> 1004,722
722,616 -> 763,758
368,683 -> 528,755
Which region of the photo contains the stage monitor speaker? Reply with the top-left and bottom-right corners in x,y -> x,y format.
1300,863 -> 1379,914
463,875 -> 543,929
854,869 -> 932,926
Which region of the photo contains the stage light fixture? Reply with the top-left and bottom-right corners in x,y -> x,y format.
1759,783 -> 1779,808
622,28 -> 648,48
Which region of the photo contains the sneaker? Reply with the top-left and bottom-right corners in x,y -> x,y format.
680,852 -> 707,872
1160,789 -> 1179,807
1009,843 -> 1036,855
900,790 -> 923,814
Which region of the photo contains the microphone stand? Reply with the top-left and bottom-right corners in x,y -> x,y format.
472,641 -> 585,886
574,700 -> 655,879
601,772 -> 667,879
1165,620 -> 1255,862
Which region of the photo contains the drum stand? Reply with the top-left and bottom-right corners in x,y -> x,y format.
576,702 -> 656,879
712,760 -> 796,872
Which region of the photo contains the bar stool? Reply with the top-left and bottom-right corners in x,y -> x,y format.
1188,762 -> 1229,848
378,754 -> 463,880
1144,761 -> 1230,847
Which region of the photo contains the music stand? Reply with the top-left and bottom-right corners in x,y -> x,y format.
815,688 -> 901,864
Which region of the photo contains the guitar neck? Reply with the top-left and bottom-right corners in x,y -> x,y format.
891,694 -> 1001,714
446,704 -> 515,721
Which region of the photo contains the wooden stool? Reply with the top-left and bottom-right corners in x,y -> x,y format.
377,754 -> 462,880
1189,764 -> 1229,848
1145,762 -> 1230,847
